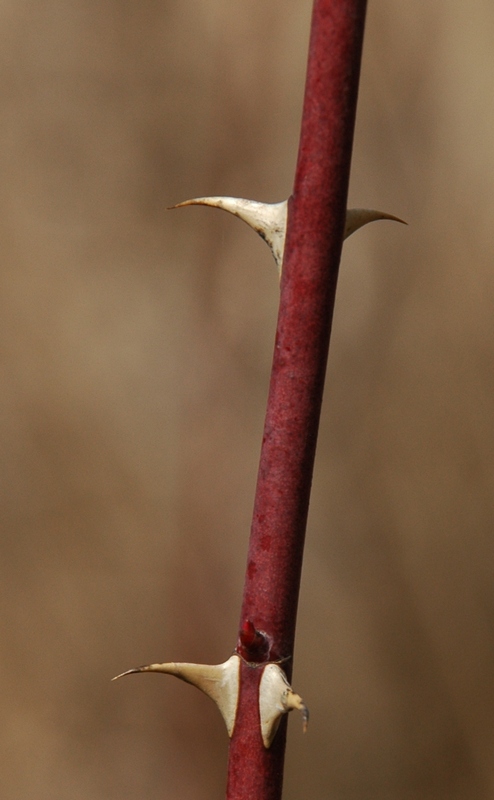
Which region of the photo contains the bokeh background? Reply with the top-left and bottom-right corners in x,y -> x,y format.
1,1 -> 494,798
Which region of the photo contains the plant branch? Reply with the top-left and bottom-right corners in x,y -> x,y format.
227,1 -> 368,798
112,4 -> 391,799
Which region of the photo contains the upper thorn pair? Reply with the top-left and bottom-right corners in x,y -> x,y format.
169,196 -> 406,275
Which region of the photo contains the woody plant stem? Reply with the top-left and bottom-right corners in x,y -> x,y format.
228,1 -> 368,799
112,0 -> 377,795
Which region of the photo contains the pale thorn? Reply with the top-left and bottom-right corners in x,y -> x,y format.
344,208 -> 407,239
258,663 -> 309,749
112,654 -> 241,737
170,196 -> 288,273
170,196 -> 405,277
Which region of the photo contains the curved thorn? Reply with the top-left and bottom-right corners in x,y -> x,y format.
170,196 -> 287,274
112,655 -> 241,737
258,663 -> 308,749
344,208 -> 407,239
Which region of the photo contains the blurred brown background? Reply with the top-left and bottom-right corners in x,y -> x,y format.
1,1 -> 494,798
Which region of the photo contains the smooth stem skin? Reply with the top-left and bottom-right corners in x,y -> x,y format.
226,1 -> 368,799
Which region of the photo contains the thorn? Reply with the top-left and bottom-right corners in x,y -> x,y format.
258,663 -> 308,748
170,196 -> 287,274
112,655 -> 241,737
344,208 -> 407,239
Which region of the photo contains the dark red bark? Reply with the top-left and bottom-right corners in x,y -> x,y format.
227,1 -> 368,798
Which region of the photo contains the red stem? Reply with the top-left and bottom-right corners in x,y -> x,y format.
226,1 -> 367,798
